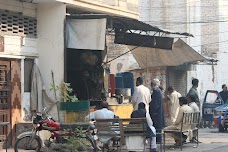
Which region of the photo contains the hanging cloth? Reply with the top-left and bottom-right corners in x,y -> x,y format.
30,64 -> 59,121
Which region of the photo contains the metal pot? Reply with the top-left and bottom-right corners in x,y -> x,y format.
101,92 -> 109,99
115,88 -> 131,97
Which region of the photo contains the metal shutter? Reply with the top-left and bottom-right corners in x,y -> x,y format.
168,69 -> 187,96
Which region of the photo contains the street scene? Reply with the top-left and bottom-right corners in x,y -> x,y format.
0,0 -> 228,152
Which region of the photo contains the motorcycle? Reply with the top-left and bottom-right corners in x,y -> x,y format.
14,108 -> 98,152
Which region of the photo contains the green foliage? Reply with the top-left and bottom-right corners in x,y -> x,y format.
66,127 -> 88,152
50,82 -> 78,102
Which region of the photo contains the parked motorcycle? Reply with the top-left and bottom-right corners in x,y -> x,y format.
14,108 -> 98,152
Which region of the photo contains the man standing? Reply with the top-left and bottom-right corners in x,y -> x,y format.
219,84 -> 228,103
164,97 -> 193,146
149,78 -> 164,143
132,77 -> 151,112
187,78 -> 200,108
167,86 -> 182,124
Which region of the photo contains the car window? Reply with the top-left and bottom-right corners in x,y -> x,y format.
205,92 -> 221,104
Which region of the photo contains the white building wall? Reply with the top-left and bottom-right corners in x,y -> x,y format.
3,36 -> 37,56
195,0 -> 219,101
0,0 -> 37,57
217,0 -> 228,92
186,0 -> 219,102
0,0 -> 36,17
0,0 -> 37,122
37,2 -> 66,99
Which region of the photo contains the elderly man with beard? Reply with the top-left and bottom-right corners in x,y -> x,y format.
149,78 -> 164,143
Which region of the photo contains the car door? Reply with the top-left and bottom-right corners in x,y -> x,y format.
202,90 -> 224,122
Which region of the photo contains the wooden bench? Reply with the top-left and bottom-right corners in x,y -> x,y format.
95,118 -> 122,152
95,118 -> 148,152
163,112 -> 200,151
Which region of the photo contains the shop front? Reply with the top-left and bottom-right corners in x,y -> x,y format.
63,15 -> 195,120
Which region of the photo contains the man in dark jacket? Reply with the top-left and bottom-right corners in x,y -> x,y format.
130,102 -> 157,152
219,84 -> 228,103
149,78 -> 164,143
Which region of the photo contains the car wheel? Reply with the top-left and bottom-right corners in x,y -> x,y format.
218,124 -> 224,132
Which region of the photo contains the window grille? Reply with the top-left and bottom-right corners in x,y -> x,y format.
0,10 -> 37,38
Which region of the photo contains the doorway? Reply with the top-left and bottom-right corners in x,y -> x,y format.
66,49 -> 104,100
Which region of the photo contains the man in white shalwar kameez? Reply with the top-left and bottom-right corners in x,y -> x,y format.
132,77 -> 151,112
167,86 -> 182,124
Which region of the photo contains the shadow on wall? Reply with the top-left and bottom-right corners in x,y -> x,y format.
116,63 -> 123,73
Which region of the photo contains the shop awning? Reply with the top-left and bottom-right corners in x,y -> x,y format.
67,14 -> 193,37
110,16 -> 193,37
130,39 -> 206,68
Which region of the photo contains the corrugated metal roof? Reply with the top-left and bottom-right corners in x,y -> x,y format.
66,14 -> 193,37
111,16 -> 193,37
131,39 -> 206,68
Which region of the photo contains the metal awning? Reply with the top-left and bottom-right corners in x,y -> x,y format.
67,14 -> 193,37
130,39 -> 206,68
110,16 -> 193,37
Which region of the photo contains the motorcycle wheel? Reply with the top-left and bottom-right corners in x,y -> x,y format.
218,124 -> 225,132
14,135 -> 42,152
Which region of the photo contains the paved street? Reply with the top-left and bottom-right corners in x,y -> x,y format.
1,128 -> 228,152
164,128 -> 228,152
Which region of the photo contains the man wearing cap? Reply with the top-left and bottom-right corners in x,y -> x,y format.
149,78 -> 164,143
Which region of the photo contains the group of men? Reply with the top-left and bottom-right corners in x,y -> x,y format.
86,77 -> 201,152
132,77 -> 200,147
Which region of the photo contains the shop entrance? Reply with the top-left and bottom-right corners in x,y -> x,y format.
66,49 -> 104,101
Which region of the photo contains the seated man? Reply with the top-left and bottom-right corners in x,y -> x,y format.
127,102 -> 157,152
164,97 -> 193,146
188,95 -> 200,113
85,101 -> 117,148
188,95 -> 200,142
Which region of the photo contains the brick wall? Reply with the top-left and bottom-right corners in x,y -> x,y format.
130,67 -> 167,91
200,0 -> 219,57
139,0 -> 187,32
106,33 -> 139,74
106,33 -> 129,59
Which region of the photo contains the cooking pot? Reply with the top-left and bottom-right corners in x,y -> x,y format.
101,92 -> 109,98
115,88 -> 131,97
